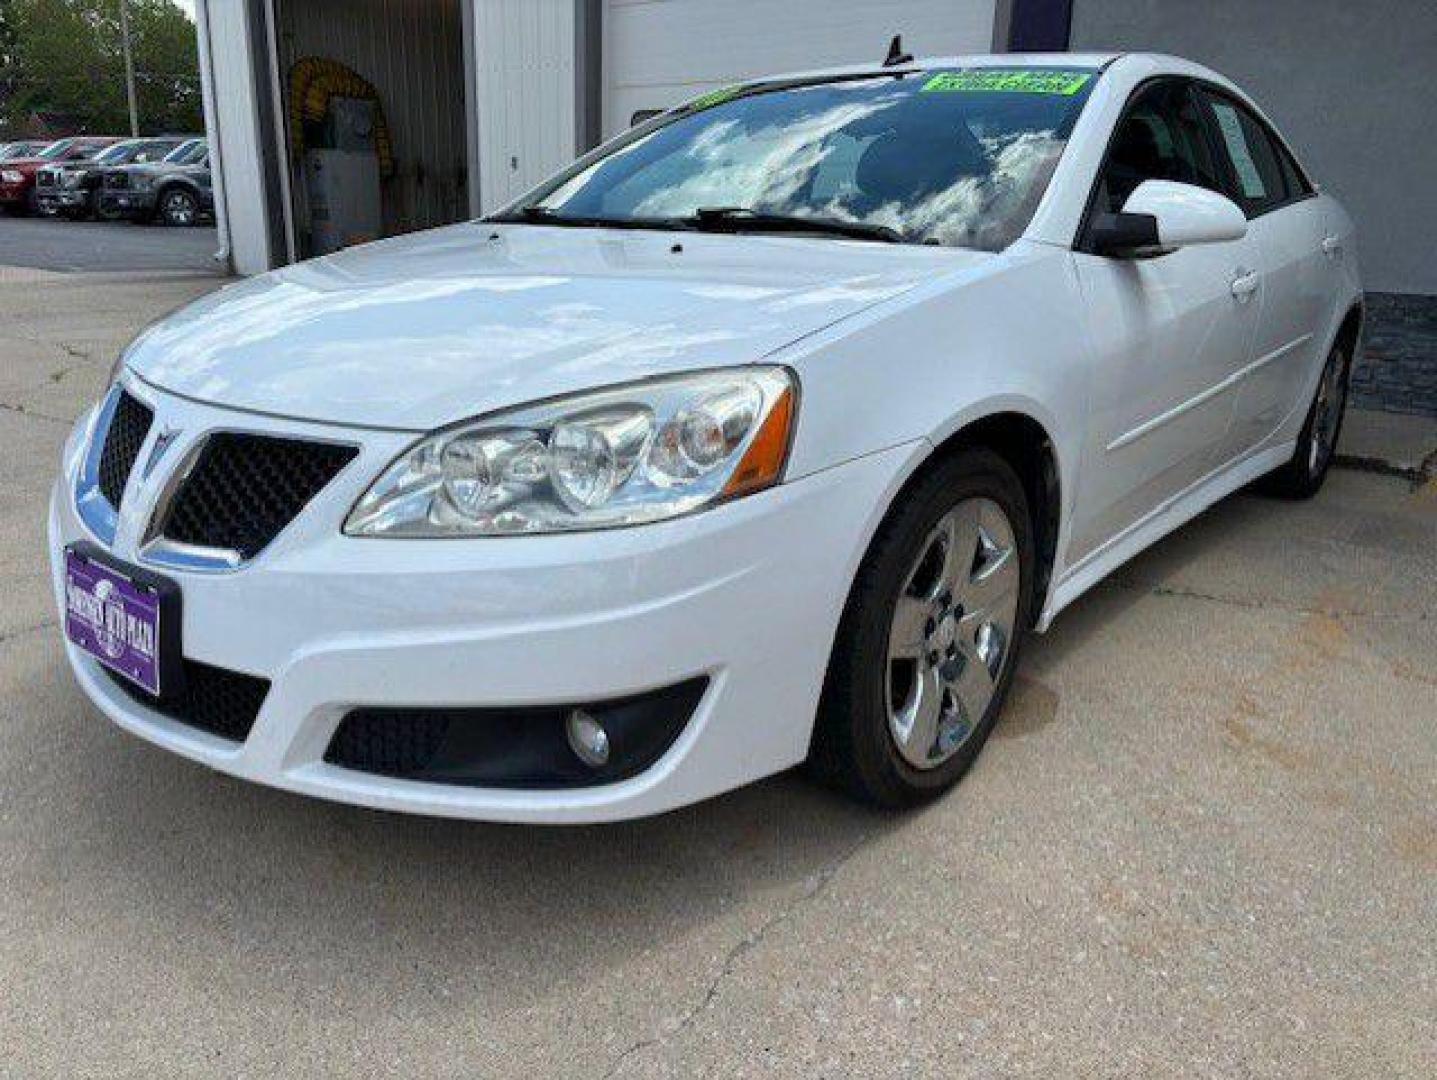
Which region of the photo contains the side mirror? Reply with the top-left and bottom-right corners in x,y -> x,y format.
1090,180 -> 1247,257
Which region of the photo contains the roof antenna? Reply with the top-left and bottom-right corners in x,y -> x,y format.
882,34 -> 913,68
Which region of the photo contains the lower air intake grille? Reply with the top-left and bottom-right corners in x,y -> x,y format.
327,711 -> 453,778
325,678 -> 710,789
97,391 -> 154,509
104,658 -> 270,742
160,433 -> 357,560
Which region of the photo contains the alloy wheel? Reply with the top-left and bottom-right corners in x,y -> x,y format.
1310,347 -> 1347,475
163,191 -> 197,226
885,497 -> 1021,770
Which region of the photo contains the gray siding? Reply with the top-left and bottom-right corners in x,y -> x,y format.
1069,0 -> 1437,296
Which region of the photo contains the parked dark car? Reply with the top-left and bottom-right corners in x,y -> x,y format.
98,138 -> 212,225
0,136 -> 120,214
0,140 -> 52,162
35,136 -> 192,219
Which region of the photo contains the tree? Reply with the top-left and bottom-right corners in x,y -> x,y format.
0,0 -> 201,136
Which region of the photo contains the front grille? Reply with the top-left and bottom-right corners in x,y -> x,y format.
160,433 -> 357,560
103,658 -> 270,742
97,391 -> 154,509
105,172 -> 129,190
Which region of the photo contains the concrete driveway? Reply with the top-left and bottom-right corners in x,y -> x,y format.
0,214 -> 221,275
2,274 -> 1434,1078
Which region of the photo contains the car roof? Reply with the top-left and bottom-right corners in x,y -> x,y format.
751,51 -> 1236,93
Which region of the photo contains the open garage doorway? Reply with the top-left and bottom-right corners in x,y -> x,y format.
271,0 -> 471,260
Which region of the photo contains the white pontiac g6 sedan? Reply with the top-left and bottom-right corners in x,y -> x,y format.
51,53 -> 1361,822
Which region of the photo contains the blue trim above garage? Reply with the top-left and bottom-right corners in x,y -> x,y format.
1006,0 -> 1073,52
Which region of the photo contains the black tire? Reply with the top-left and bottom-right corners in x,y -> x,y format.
809,448 -> 1034,808
1260,340 -> 1351,499
156,187 -> 199,227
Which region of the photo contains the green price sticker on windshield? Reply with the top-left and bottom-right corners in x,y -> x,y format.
685,85 -> 745,112
921,70 -> 1093,96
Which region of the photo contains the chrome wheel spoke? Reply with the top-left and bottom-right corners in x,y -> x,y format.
958,544 -> 1017,624
948,642 -> 997,723
895,664 -> 944,765
937,505 -> 982,598
1311,348 -> 1346,472
888,594 -> 931,660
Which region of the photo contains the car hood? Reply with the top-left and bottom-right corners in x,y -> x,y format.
119,161 -> 188,178
126,221 -> 989,431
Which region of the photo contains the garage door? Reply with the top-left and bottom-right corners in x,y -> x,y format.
603,0 -> 997,137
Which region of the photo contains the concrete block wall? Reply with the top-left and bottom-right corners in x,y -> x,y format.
1353,295 -> 1437,417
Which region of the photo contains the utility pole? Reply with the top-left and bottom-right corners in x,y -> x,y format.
118,0 -> 139,136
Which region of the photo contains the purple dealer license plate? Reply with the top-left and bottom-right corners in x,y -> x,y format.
64,548 -> 163,695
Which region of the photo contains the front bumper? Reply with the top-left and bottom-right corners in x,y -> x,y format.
50,379 -> 916,822
98,190 -> 156,216
36,189 -> 89,213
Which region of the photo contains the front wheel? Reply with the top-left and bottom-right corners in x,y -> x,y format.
157,188 -> 199,227
1261,341 -> 1350,499
810,449 -> 1033,807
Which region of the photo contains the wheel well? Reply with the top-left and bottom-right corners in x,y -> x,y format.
156,181 -> 197,203
924,413 -> 1061,627
1334,303 -> 1364,361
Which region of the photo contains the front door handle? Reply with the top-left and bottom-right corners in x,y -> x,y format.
1230,269 -> 1260,301
1321,235 -> 1343,258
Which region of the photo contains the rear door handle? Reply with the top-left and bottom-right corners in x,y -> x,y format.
1230,270 -> 1260,301
1321,235 -> 1343,258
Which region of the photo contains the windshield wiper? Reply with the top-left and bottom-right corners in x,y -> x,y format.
684,207 -> 901,244
492,205 -> 690,232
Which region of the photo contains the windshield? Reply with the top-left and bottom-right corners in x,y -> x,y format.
514,67 -> 1097,250
96,142 -> 137,165
37,139 -> 75,160
164,139 -> 206,164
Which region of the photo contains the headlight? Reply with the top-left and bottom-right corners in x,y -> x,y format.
0,170 -> 22,183
131,174 -> 154,191
346,367 -> 797,537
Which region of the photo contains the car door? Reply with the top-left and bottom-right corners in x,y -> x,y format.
1196,87 -> 1333,455
1068,79 -> 1264,562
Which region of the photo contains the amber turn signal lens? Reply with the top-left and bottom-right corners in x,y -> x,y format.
722,385 -> 794,499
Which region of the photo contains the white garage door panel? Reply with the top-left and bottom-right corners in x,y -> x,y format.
604,0 -> 996,136
475,0 -> 577,212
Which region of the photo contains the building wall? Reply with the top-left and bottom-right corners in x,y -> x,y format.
602,0 -> 997,138
197,0 -> 277,275
1069,0 -> 1437,297
473,0 -> 578,212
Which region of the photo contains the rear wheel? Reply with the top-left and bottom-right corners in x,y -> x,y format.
1261,341 -> 1350,499
157,187 -> 198,227
810,449 -> 1033,807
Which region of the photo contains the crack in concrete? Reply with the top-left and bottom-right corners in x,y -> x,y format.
0,619 -> 56,647
0,400 -> 71,427
599,831 -> 873,1078
1333,453 -> 1434,492
1114,579 -> 1430,623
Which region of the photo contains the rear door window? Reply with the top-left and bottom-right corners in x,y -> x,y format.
1199,92 -> 1295,216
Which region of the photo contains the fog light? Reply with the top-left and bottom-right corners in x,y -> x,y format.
566,709 -> 610,767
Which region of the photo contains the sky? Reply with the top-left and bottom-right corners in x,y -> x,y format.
173,0 -> 195,20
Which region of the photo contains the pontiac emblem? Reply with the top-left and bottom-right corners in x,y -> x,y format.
142,426 -> 183,479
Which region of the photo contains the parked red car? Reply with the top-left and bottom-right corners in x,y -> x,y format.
0,136 -> 120,214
